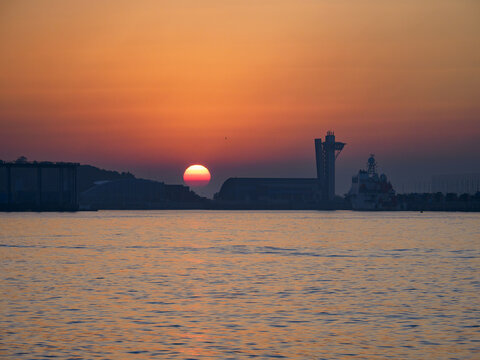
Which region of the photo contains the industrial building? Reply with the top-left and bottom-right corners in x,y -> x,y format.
216,178 -> 321,208
216,131 -> 345,208
0,160 -> 79,211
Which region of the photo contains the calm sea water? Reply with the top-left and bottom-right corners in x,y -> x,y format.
0,211 -> 479,359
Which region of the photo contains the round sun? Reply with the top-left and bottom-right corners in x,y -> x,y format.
183,164 -> 211,187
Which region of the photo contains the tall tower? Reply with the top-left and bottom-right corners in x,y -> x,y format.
314,138 -> 324,190
314,131 -> 346,201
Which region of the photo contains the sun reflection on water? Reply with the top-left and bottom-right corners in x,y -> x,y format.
0,211 -> 479,359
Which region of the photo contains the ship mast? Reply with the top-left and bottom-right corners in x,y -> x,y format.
367,154 -> 377,175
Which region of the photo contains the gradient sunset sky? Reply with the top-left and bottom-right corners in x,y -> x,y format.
1,0 -> 479,196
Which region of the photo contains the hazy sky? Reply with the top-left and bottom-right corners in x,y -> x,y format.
1,0 -> 479,196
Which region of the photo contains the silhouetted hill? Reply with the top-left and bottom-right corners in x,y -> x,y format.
79,178 -> 209,210
78,165 -> 135,193
77,164 -> 210,210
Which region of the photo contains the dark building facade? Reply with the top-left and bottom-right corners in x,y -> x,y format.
0,161 -> 79,211
216,132 -> 346,208
315,131 -> 345,201
216,178 -> 321,208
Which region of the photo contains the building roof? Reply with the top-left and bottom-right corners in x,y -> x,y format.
0,161 -> 79,168
222,177 -> 318,183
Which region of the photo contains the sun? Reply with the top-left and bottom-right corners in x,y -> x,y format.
183,164 -> 211,187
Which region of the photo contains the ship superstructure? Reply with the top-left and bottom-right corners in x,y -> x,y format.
347,155 -> 396,210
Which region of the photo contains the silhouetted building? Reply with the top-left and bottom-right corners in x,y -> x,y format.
216,178 -> 321,208
79,178 -> 207,210
0,160 -> 78,211
215,132 -> 346,208
315,131 -> 345,201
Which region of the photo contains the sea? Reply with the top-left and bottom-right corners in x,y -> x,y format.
0,211 -> 479,359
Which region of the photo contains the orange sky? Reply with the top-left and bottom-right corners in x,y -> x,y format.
1,0 -> 479,195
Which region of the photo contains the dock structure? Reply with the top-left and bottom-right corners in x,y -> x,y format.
0,161 -> 79,211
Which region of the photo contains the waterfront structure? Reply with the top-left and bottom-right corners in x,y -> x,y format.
216,132 -> 345,208
347,155 -> 396,210
315,131 -> 345,201
216,178 -> 321,208
0,160 -> 78,211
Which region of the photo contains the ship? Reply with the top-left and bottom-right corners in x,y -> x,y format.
347,155 -> 396,210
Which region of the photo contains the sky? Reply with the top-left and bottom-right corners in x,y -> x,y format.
1,0 -> 479,197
